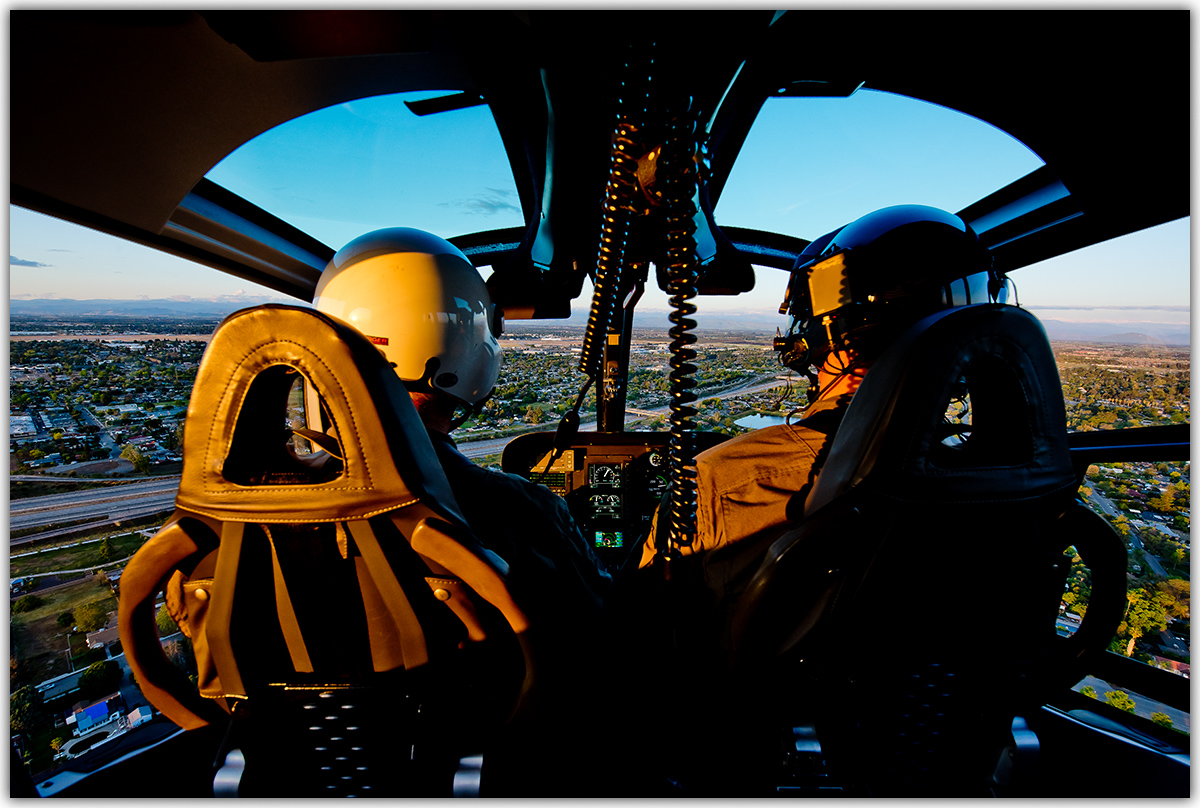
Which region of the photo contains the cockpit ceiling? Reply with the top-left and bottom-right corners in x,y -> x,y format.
10,11 -> 1189,304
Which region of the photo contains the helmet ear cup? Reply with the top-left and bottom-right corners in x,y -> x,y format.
313,228 -> 501,407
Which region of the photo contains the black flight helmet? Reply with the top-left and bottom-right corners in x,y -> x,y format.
774,204 -> 1006,397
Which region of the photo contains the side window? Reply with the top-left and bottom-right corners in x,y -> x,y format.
1022,219 -> 1191,732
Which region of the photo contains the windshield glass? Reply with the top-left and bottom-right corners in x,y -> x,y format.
716,89 -> 1044,241
204,91 -> 524,250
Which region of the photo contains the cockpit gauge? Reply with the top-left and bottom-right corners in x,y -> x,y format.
589,493 -> 622,517
588,462 -> 623,487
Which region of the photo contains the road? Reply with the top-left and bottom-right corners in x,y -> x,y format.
80,406 -> 121,458
9,473 -> 179,484
1084,490 -> 1172,577
1075,674 -> 1190,733
10,478 -> 181,532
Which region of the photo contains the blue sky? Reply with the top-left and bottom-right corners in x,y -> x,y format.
8,89 -> 1191,325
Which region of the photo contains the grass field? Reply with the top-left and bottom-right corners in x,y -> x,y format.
11,577 -> 118,686
469,452 -> 504,468
10,478 -> 132,501
11,532 -> 150,578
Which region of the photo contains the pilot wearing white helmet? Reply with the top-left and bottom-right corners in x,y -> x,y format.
314,227 -> 612,631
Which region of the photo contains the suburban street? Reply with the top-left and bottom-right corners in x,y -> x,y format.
1075,674 -> 1190,733
1085,489 -> 1173,578
1083,489 -> 1190,655
80,406 -> 121,458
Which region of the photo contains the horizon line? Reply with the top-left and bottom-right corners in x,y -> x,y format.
8,295 -> 1189,312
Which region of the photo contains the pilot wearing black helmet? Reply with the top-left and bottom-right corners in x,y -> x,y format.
636,204 -> 1009,640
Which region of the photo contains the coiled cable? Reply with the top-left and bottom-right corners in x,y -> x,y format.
659,96 -> 702,554
578,46 -> 650,380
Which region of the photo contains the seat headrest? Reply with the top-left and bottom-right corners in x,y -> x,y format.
806,304 -> 1075,513
175,304 -> 468,528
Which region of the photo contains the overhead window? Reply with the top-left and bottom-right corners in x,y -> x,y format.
204,91 -> 524,251
716,89 -> 1044,241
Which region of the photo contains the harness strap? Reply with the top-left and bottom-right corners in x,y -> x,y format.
208,522 -> 247,700
346,519 -> 430,671
290,427 -> 344,460
261,525 -> 314,673
407,516 -> 530,636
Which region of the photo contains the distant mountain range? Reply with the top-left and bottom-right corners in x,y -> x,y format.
1034,319 -> 1190,346
632,309 -> 1191,346
8,298 -> 1190,346
9,296 -> 296,318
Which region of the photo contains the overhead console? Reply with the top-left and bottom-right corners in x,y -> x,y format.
502,431 -> 729,571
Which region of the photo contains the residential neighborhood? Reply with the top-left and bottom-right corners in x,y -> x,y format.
9,319 -> 1191,787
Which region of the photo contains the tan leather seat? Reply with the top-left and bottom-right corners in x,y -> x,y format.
118,304 -> 534,796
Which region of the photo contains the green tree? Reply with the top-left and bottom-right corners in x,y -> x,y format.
75,601 -> 110,633
1148,491 -> 1177,514
1157,579 -> 1189,620
56,611 -> 75,628
1079,685 -> 1097,699
155,604 -> 180,637
1104,690 -> 1136,713
1151,712 -> 1175,729
12,595 -> 44,614
162,638 -> 198,678
524,404 -> 545,424
79,660 -> 123,700
10,686 -> 44,734
120,442 -> 150,473
98,537 -> 114,562
1120,588 -> 1171,657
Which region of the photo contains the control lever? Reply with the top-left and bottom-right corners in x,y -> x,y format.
535,377 -> 591,475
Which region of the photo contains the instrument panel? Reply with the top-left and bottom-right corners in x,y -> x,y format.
502,431 -> 728,570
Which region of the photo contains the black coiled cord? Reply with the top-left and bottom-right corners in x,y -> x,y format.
578,48 -> 649,380
659,97 -> 702,553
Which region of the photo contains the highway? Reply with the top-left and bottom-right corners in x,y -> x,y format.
10,478 -> 181,543
8,376 -> 795,535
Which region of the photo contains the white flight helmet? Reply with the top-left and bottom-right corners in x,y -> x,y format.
313,227 -> 502,407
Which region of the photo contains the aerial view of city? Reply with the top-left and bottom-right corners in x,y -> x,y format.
9,312 -> 1191,783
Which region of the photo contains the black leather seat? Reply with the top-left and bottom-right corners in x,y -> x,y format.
731,304 -> 1128,796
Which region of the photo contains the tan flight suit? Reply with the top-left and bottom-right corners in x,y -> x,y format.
637,394 -> 850,649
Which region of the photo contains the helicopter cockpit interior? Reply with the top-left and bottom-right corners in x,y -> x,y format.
9,10 -> 1190,798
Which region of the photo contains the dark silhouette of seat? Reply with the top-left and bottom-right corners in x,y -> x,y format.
731,304 -> 1128,796
119,305 -> 534,797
